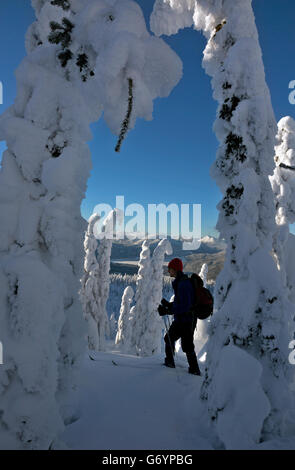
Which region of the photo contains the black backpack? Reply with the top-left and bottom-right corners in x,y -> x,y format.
190,273 -> 214,320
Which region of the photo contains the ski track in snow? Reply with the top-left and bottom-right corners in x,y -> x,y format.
62,351 -> 213,450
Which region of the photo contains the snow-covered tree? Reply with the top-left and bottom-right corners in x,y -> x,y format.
94,209 -> 125,350
270,117 -> 295,289
80,213 -> 101,350
193,262 -> 209,358
81,209 -> 124,351
143,238 -> 173,355
284,234 -> 295,308
130,239 -> 172,356
129,240 -> 152,355
0,0 -> 87,449
0,0 -> 182,449
270,117 -> 295,345
199,263 -> 208,288
151,0 -> 295,448
115,286 -> 134,352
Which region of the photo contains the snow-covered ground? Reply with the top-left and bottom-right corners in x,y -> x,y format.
61,344 -> 295,450
62,348 -> 213,450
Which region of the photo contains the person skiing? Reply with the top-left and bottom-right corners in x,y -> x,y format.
158,258 -> 201,376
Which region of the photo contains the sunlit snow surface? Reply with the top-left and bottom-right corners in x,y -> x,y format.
62,348 -> 213,450
62,345 -> 295,450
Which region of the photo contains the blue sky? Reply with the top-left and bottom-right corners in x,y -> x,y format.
0,0 -> 295,237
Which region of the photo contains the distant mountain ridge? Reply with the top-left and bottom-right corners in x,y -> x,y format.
83,215 -> 227,279
110,235 -> 226,262
108,235 -> 226,279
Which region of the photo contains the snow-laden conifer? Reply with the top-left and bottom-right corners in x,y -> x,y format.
151,0 -> 295,447
131,239 -> 172,356
81,209 -> 124,351
0,0 -> 182,448
270,117 -> 295,342
109,313 -> 118,340
129,240 -> 152,355
80,213 -> 101,350
115,286 -> 134,352
193,262 -> 209,358
94,209 -> 124,350
0,0 -> 86,448
199,263 -> 208,288
270,117 -> 295,288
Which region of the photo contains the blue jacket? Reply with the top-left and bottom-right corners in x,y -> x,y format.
171,271 -> 195,323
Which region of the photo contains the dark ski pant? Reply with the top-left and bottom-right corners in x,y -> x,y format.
164,319 -> 200,371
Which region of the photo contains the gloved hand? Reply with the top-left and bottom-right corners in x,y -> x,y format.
158,304 -> 168,316
161,298 -> 172,311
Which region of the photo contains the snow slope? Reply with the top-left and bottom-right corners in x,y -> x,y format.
61,345 -> 295,450
62,349 -> 213,450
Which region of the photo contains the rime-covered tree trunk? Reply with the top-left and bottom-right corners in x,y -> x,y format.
193,2 -> 295,446
115,286 -> 134,352
0,0 -> 182,449
130,239 -> 172,356
129,240 -> 152,355
199,263 -> 208,288
0,0 -> 89,448
151,0 -> 295,447
81,210 -> 124,351
93,209 -> 124,351
141,238 -> 173,355
270,117 -> 295,291
270,117 -> 295,341
80,214 -> 101,351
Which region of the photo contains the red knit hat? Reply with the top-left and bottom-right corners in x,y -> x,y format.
168,258 -> 183,272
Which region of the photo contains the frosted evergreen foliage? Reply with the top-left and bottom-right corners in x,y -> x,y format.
135,239 -> 172,356
115,286 -> 134,352
150,0 -> 295,448
199,263 -> 208,288
129,240 -> 152,355
270,117 -> 295,342
81,209 -> 124,351
270,117 -> 295,288
80,214 -> 101,350
0,0 -> 181,448
130,239 -> 172,356
109,313 -> 118,340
